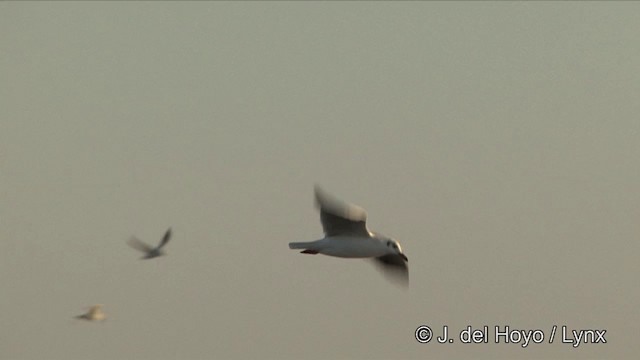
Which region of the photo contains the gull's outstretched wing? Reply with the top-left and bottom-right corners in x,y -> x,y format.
75,304 -> 104,321
127,237 -> 153,253
157,228 -> 172,249
314,185 -> 369,237
372,254 -> 409,286
87,305 -> 102,317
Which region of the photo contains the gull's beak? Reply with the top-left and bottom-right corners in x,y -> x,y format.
400,253 -> 408,262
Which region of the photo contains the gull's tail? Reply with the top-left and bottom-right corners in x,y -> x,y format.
289,241 -> 320,255
289,242 -> 312,249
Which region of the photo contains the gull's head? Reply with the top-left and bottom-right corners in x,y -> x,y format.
383,238 -> 408,262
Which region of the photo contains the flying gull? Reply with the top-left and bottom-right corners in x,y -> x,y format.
289,186 -> 409,285
75,304 -> 106,322
127,228 -> 172,259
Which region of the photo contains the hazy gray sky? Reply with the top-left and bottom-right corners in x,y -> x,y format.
2,2 -> 639,359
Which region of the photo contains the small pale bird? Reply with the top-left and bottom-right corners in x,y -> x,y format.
127,228 -> 172,259
289,186 -> 409,285
75,304 -> 106,322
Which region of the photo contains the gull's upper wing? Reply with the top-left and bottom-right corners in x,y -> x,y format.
88,305 -> 102,317
157,228 -> 172,249
127,237 -> 153,253
372,254 -> 409,286
315,185 -> 369,237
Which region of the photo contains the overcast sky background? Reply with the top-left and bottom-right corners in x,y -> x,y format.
1,2 -> 639,359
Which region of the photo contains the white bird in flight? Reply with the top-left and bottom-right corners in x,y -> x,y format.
127,228 -> 172,259
289,186 -> 409,285
75,304 -> 106,322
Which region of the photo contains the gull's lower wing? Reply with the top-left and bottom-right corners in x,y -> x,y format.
372,254 -> 409,287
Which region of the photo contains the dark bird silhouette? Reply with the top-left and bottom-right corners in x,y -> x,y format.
128,228 -> 172,259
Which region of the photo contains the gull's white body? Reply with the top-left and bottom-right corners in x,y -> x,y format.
290,235 -> 392,258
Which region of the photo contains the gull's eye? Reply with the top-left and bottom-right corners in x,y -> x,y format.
393,244 -> 398,249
